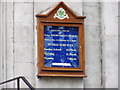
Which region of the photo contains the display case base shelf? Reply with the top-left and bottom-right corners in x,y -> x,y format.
37,74 -> 87,78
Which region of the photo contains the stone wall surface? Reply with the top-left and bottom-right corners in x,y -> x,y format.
83,2 -> 102,88
101,2 -> 118,88
0,1 -> 118,88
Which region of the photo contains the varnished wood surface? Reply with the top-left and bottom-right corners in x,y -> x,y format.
37,74 -> 87,78
36,1 -> 86,19
36,1 -> 86,77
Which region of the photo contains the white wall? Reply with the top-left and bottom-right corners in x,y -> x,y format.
0,2 -> 7,89
101,2 -> 118,88
0,1 -> 118,88
83,1 -> 102,88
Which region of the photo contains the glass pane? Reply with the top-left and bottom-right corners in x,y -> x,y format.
44,26 -> 79,68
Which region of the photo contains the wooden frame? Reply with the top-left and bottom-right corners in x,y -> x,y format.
36,2 -> 87,77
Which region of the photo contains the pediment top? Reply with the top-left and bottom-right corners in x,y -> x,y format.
36,1 -> 86,19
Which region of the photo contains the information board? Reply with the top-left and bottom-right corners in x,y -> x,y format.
36,1 -> 86,77
44,26 -> 79,68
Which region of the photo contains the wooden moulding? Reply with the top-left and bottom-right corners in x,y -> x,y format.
36,1 -> 87,78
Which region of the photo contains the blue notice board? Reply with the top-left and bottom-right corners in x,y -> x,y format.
44,26 -> 79,68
